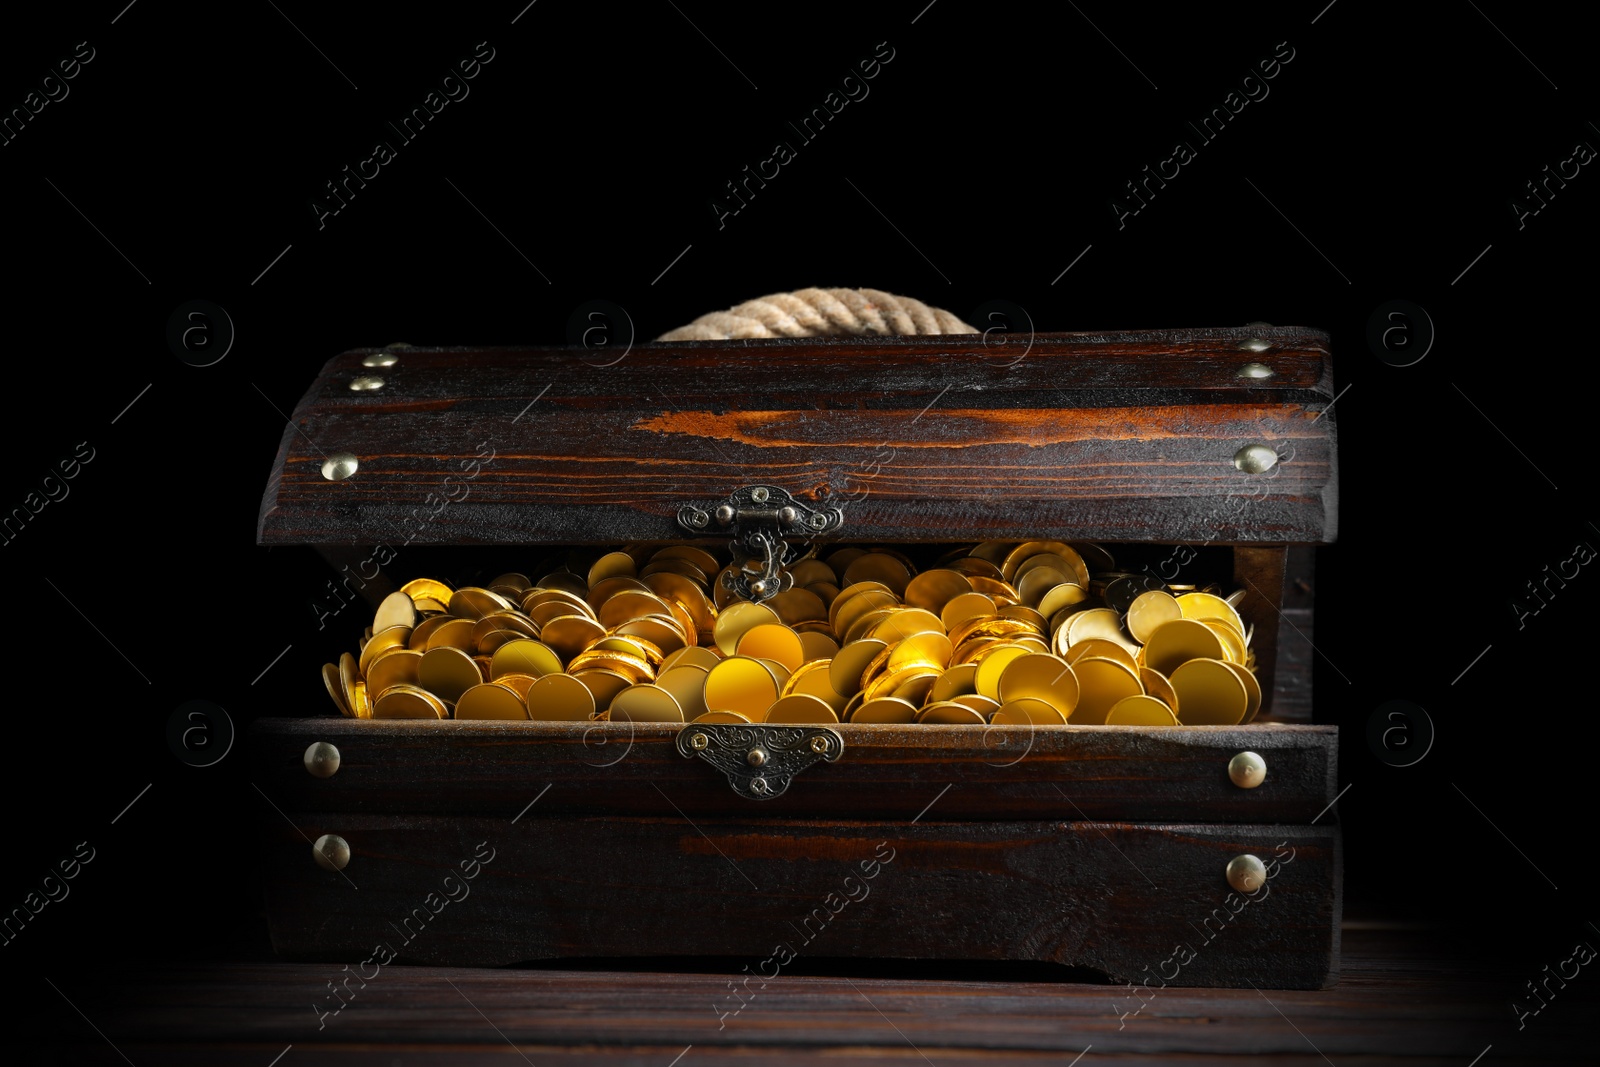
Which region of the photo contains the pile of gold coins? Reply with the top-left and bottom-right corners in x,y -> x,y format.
319,541 -> 1262,726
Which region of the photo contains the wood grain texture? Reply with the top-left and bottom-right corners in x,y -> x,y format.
257,328 -> 1338,546
250,719 -> 1337,823
49,928 -> 1591,1065
256,813 -> 1337,987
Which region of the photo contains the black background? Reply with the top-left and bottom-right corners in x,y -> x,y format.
3,0 -> 1595,1042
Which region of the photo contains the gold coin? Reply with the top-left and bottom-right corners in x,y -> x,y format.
871,666 -> 940,705
753,658 -> 793,689
367,648 -> 422,697
992,698 -> 1068,725
339,652 -> 361,712
1170,658 -> 1248,725
692,710 -> 752,723
951,635 -> 1000,666
952,693 -> 1000,716
359,625 -> 413,677
968,576 -> 1020,606
540,614 -> 608,662
1064,638 -> 1140,675
889,631 -> 952,670
525,672 -> 598,720
522,588 -> 594,618
571,669 -> 633,710
587,551 -> 637,587
1002,541 -> 1089,587
597,589 -> 673,629
929,663 -> 978,703
827,580 -> 895,632
1139,667 -> 1180,714
490,639 -> 562,679
1036,582 -> 1089,619
1015,566 -> 1071,609
592,634 -> 664,666
950,555 -> 1005,580
806,581 -> 841,607
786,558 -> 836,588
830,638 -> 886,696
737,624 -> 806,673
371,683 -> 446,719
1070,657 -> 1144,724
472,655 -> 493,681
322,663 -> 353,717
799,631 -> 839,663
374,591 -> 417,633
495,673 -> 538,700
455,682 -> 530,720
448,587 -> 513,620
423,617 -> 477,653
350,680 -> 373,718
843,552 -> 912,596
566,649 -> 654,683
1106,694 -> 1180,725
657,665 -> 711,720
407,614 -> 454,650
1144,619 -> 1226,676
609,684 -> 684,722
1222,661 -> 1262,723
662,645 -> 721,672
524,600 -> 586,629
997,605 -> 1049,633
768,587 -> 828,625
940,592 -> 997,633
703,657 -> 779,719
534,571 -> 589,600
488,572 -> 532,594
652,544 -> 721,576
917,701 -> 986,724
968,541 -> 1012,566
782,660 -> 850,713
642,572 -> 717,632
1200,619 -> 1248,664
851,696 -> 919,724
903,568 -> 974,614
586,576 -> 651,612
844,606 -> 898,647
996,653 -> 1079,716
417,646 -> 481,704
713,601 -> 781,656
765,694 -> 839,724
400,577 -> 454,604
413,597 -> 448,614
1176,592 -> 1246,636
833,589 -> 900,643
615,615 -> 688,655
1065,608 -> 1139,655
474,630 -> 525,655
974,644 -> 1033,700
949,615 -> 1037,649
1126,590 -> 1182,644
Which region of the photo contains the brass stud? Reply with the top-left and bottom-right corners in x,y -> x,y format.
1238,338 -> 1271,353
746,747 -> 767,767
689,732 -> 709,750
750,776 -> 770,795
1237,362 -> 1274,380
1228,751 -> 1267,789
809,735 -> 829,754
313,833 -> 351,872
303,741 -> 341,778
1233,444 -> 1279,474
715,505 -> 735,526
321,452 -> 359,481
363,352 -> 398,368
1226,853 -> 1267,893
751,487 -> 770,503
349,376 -> 385,392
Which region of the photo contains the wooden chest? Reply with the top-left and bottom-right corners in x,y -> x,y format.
252,326 -> 1340,989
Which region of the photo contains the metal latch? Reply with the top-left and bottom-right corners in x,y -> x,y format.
677,485 -> 843,603
676,724 -> 844,800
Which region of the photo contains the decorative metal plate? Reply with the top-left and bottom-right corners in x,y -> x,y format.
677,485 -> 844,603
675,724 -> 844,800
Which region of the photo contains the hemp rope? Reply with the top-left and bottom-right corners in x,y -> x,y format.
656,288 -> 976,341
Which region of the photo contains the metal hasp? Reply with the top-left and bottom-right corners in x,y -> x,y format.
676,724 -> 844,800
677,485 -> 844,603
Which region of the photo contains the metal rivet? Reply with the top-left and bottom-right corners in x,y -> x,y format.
1233,444 -> 1279,474
746,748 -> 767,767
1228,751 -> 1267,789
304,742 -> 341,778
321,452 -> 360,481
809,735 -> 829,754
715,505 -> 735,526
809,513 -> 828,529
751,487 -> 770,503
1226,854 -> 1268,893
684,509 -> 708,529
313,834 -> 350,872
1238,338 -> 1271,353
750,776 -> 770,795
689,732 -> 709,750
779,506 -> 797,525
1237,362 -> 1274,380
349,376 -> 385,392
750,579 -> 769,598
363,352 -> 398,368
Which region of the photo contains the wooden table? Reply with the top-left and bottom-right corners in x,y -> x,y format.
33,928 -> 1590,1064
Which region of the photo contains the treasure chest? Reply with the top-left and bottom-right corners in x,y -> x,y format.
252,324 -> 1340,990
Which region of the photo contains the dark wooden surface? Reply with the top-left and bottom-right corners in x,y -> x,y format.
39,928 -> 1591,1064
258,814 -> 1336,985
257,328 -> 1338,547
251,719 -> 1337,822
